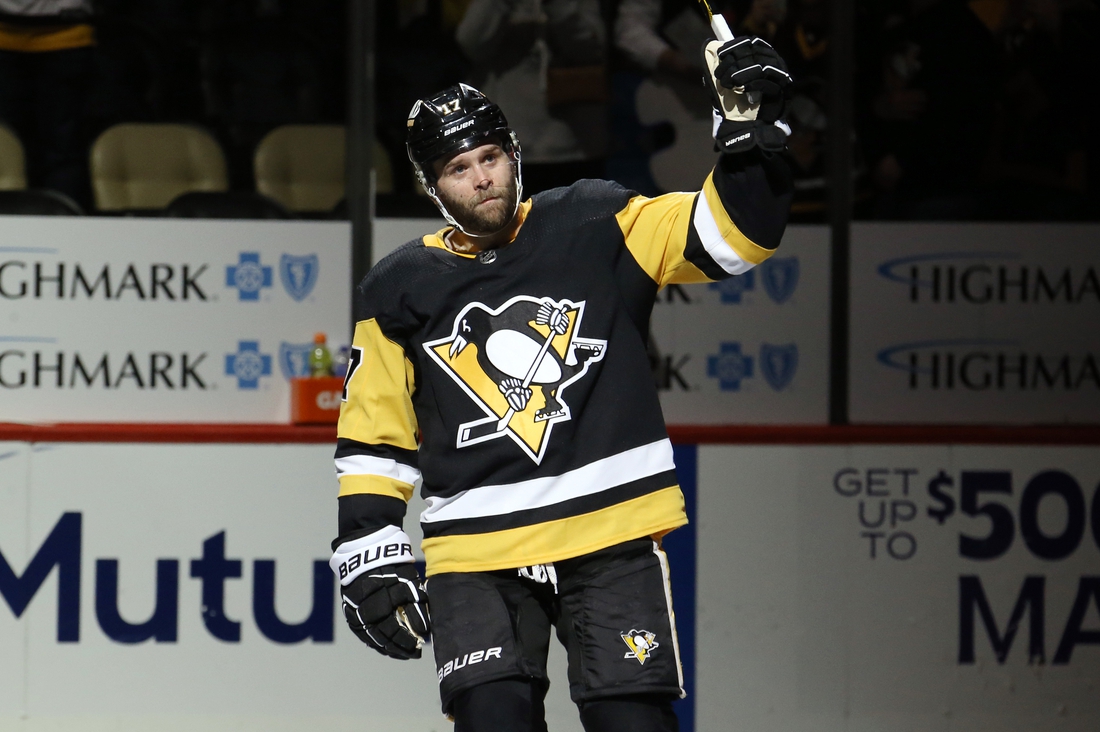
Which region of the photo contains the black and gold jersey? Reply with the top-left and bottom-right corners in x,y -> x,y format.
335,153 -> 791,575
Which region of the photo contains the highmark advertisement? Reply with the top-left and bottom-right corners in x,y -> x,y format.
849,223 -> 1100,423
0,216 -> 830,426
649,225 -> 830,425
0,217 -> 350,422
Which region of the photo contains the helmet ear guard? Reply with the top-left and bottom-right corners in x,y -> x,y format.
406,84 -> 523,237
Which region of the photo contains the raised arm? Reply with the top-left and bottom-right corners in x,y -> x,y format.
615,33 -> 794,287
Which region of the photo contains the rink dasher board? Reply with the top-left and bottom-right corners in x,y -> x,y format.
0,217 -> 351,423
850,223 -> 1100,424
3,440 -> 1098,731
696,443 -> 1100,732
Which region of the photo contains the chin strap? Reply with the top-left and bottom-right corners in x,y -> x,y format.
418,132 -> 524,239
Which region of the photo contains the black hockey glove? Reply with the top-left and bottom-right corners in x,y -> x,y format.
703,36 -> 792,154
329,526 -> 430,660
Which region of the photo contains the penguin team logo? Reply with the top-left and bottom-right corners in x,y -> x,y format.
423,295 -> 607,463
621,629 -> 659,665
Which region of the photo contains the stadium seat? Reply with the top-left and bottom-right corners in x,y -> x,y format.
0,126 -> 27,191
90,123 -> 229,212
0,190 -> 83,216
253,124 -> 393,213
163,191 -> 295,219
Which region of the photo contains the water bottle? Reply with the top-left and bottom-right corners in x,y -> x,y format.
309,332 -> 332,377
332,345 -> 350,378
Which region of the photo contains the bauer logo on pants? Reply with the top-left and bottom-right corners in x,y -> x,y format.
437,646 -> 504,682
621,629 -> 659,664
423,295 -> 607,463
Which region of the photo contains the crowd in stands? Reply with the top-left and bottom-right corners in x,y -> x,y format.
0,0 -> 1095,220
0,0 -> 347,216
857,0 -> 1099,220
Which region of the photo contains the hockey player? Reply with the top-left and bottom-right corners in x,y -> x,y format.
329,35 -> 793,732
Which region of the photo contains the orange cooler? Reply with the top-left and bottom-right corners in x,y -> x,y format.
290,377 -> 344,424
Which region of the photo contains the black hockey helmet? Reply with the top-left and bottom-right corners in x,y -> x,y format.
406,83 -> 523,235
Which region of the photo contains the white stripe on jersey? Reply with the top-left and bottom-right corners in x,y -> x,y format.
336,454 -> 421,486
420,439 -> 676,524
692,192 -> 756,275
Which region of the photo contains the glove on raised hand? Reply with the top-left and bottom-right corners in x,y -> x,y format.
330,526 -> 430,660
703,36 -> 792,154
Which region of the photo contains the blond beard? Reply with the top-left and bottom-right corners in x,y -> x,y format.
438,176 -> 518,237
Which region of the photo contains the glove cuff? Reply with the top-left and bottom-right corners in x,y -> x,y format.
330,525 -> 415,586
714,114 -> 790,154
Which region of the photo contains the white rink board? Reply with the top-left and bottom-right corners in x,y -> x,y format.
0,217 -> 351,423
850,223 -> 1100,423
695,444 -> 1100,732
0,441 -> 584,732
649,225 -> 830,424
4,440 -> 1098,730
374,217 -> 444,264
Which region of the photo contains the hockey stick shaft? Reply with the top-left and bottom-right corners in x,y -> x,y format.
698,1 -> 762,105
697,0 -> 734,41
495,311 -> 563,431
522,318 -> 561,389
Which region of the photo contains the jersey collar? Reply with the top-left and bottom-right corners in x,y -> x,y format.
423,199 -> 532,257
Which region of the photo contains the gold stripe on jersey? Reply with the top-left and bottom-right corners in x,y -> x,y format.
421,485 -> 688,575
337,473 -> 415,501
616,191 -> 711,288
0,23 -> 95,52
700,171 -> 776,266
423,232 -> 476,258
338,318 -> 419,452
616,171 -> 778,288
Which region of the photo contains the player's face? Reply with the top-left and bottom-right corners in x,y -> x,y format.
433,142 -> 518,235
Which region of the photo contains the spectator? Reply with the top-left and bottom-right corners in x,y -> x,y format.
613,0 -> 738,80
457,0 -> 608,193
768,0 -> 826,80
609,0 -> 742,198
983,0 -> 1099,219
863,0 -> 1011,219
0,0 -> 95,207
766,0 -> 840,219
738,0 -> 787,42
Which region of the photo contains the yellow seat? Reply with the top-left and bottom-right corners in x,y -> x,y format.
253,124 -> 393,213
90,123 -> 228,211
0,125 -> 27,191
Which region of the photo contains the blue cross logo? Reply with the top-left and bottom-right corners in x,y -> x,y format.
225,341 -> 272,389
226,253 -> 273,301
708,271 -> 755,304
707,342 -> 754,391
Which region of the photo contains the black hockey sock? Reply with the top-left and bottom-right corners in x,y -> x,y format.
453,678 -> 548,732
578,696 -> 680,732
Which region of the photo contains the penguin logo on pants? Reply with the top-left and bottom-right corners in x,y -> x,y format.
424,295 -> 607,463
